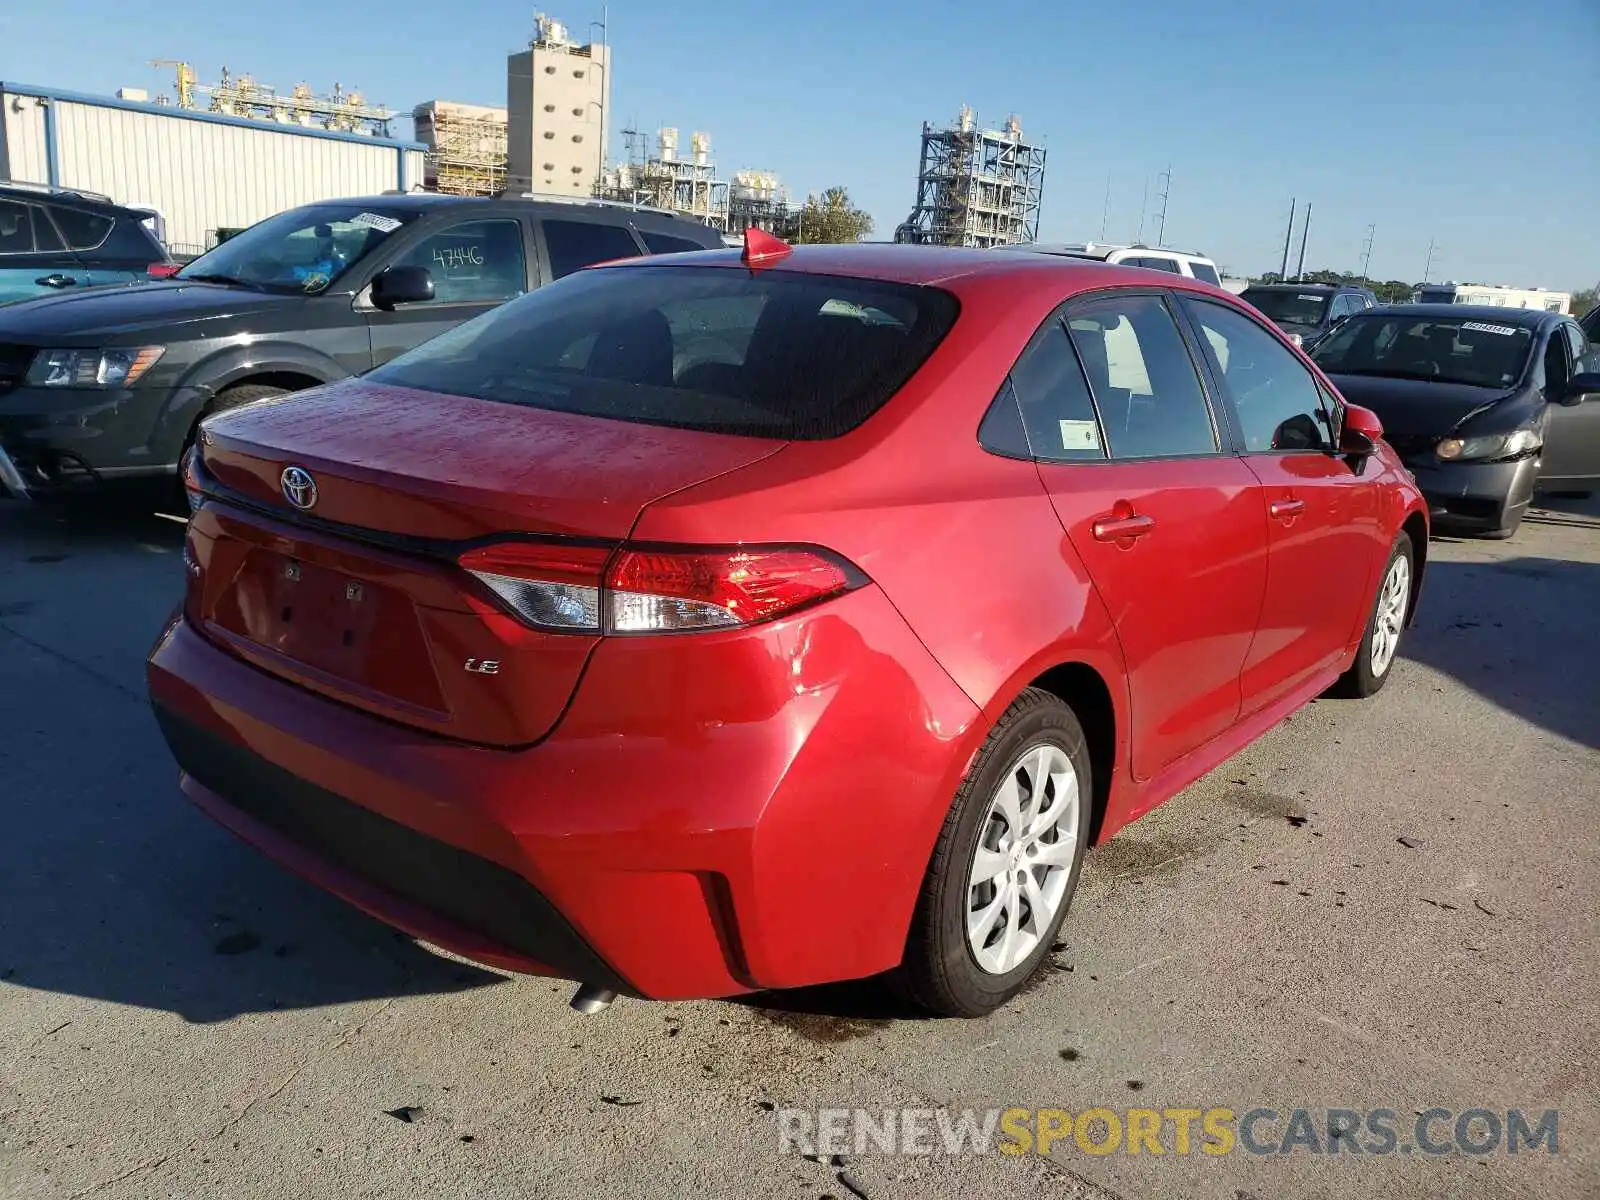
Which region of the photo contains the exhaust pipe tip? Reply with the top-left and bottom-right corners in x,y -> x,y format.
570,984 -> 618,1015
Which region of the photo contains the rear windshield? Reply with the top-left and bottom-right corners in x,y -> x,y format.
369,265 -> 960,439
1241,288 -> 1329,326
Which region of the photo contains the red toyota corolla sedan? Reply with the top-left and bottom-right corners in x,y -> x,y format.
147,233 -> 1428,1018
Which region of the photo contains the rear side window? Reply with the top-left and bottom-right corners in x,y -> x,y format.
542,219 -> 641,279
1188,261 -> 1221,287
370,265 -> 960,440
639,229 -> 712,256
1065,295 -> 1218,459
1126,256 -> 1182,274
49,206 -> 113,251
1005,320 -> 1105,461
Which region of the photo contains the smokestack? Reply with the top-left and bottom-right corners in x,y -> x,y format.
1295,203 -> 1312,280
1280,199 -> 1296,280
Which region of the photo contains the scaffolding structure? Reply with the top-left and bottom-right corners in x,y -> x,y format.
727,171 -> 791,235
894,107 -> 1045,247
414,101 -> 508,196
147,60 -> 394,136
595,127 -> 729,228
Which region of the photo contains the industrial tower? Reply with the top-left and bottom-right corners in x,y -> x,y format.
894,107 -> 1045,247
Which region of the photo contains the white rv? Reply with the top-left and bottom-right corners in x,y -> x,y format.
1412,282 -> 1571,314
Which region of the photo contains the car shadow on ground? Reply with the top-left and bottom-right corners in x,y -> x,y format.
1399,553 -> 1599,752
0,495 -> 506,1024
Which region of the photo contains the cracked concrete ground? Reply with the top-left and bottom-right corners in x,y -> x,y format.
0,494 -> 1596,1200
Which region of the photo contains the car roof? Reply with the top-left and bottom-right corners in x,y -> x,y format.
0,183 -> 143,218
1244,282 -> 1366,293
596,242 -> 1235,293
1360,303 -> 1559,328
302,193 -> 710,225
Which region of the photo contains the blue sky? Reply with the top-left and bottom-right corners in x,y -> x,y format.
4,0 -> 1597,287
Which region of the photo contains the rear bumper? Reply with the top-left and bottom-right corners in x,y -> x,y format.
0,383 -> 204,496
145,587 -> 981,1000
1404,455 -> 1539,533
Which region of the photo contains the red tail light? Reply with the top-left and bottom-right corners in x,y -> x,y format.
457,542 -> 862,634
148,263 -> 181,279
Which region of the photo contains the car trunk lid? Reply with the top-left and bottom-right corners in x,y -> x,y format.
188,380 -> 783,745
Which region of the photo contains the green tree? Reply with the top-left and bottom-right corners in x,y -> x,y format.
791,187 -> 874,244
1570,281 -> 1598,318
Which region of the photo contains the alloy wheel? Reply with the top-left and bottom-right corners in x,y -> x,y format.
1370,555 -> 1410,677
966,743 -> 1079,975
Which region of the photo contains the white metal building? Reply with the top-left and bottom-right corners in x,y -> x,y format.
0,81 -> 425,255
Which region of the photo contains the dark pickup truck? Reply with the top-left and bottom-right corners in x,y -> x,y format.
0,193 -> 724,499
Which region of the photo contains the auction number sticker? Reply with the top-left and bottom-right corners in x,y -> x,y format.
1462,321 -> 1516,336
350,212 -> 402,233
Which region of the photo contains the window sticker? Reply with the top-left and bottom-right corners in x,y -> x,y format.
350,212 -> 402,233
1059,419 -> 1102,452
1462,321 -> 1516,336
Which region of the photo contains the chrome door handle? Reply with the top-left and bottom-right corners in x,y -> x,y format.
1270,498 -> 1306,520
36,274 -> 77,288
1092,513 -> 1156,542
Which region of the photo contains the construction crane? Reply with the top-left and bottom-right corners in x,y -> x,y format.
148,59 -> 197,109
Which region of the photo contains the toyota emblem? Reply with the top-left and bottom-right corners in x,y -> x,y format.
280,466 -> 317,510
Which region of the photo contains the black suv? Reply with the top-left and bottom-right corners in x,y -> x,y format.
0,194 -> 724,499
1238,282 -> 1378,349
0,182 -> 171,305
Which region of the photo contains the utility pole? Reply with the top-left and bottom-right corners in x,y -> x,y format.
1359,224 -> 1375,285
1154,164 -> 1172,247
1136,176 -> 1149,243
1100,172 -> 1111,241
1423,237 -> 1438,283
1295,202 -> 1313,280
1279,198 -> 1296,280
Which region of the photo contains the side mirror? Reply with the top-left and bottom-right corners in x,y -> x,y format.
1563,372 -> 1600,407
370,265 -> 434,311
1339,402 -> 1383,455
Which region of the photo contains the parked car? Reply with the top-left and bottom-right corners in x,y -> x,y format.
0,182 -> 171,304
0,194 -> 725,499
1239,282 -> 1378,349
997,241 -> 1225,287
148,234 -> 1429,1019
1311,305 -> 1600,534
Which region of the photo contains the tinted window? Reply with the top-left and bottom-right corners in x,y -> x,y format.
1564,322 -> 1588,364
0,200 -> 38,253
1007,320 -> 1105,461
1188,299 -> 1332,452
1328,294 -> 1356,320
1312,314 -> 1533,390
542,219 -> 641,279
1241,288 -> 1330,326
1127,255 -> 1182,274
1065,295 -> 1218,459
1542,329 -> 1571,392
1189,261 -> 1222,287
49,206 -> 113,251
371,265 -> 959,440
640,229 -> 713,256
388,220 -> 526,303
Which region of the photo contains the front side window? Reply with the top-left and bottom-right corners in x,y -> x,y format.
176,204 -> 415,293
1064,294 -> 1218,459
0,200 -> 39,254
1563,322 -> 1588,364
1312,314 -> 1534,390
370,265 -> 959,440
386,220 -> 527,303
1186,298 -> 1333,453
541,219 -> 642,280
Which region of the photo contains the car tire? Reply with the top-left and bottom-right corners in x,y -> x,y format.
898,688 -> 1093,1018
170,384 -> 289,510
1332,533 -> 1414,699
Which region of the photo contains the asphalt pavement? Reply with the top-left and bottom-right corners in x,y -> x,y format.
0,491 -> 1596,1200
